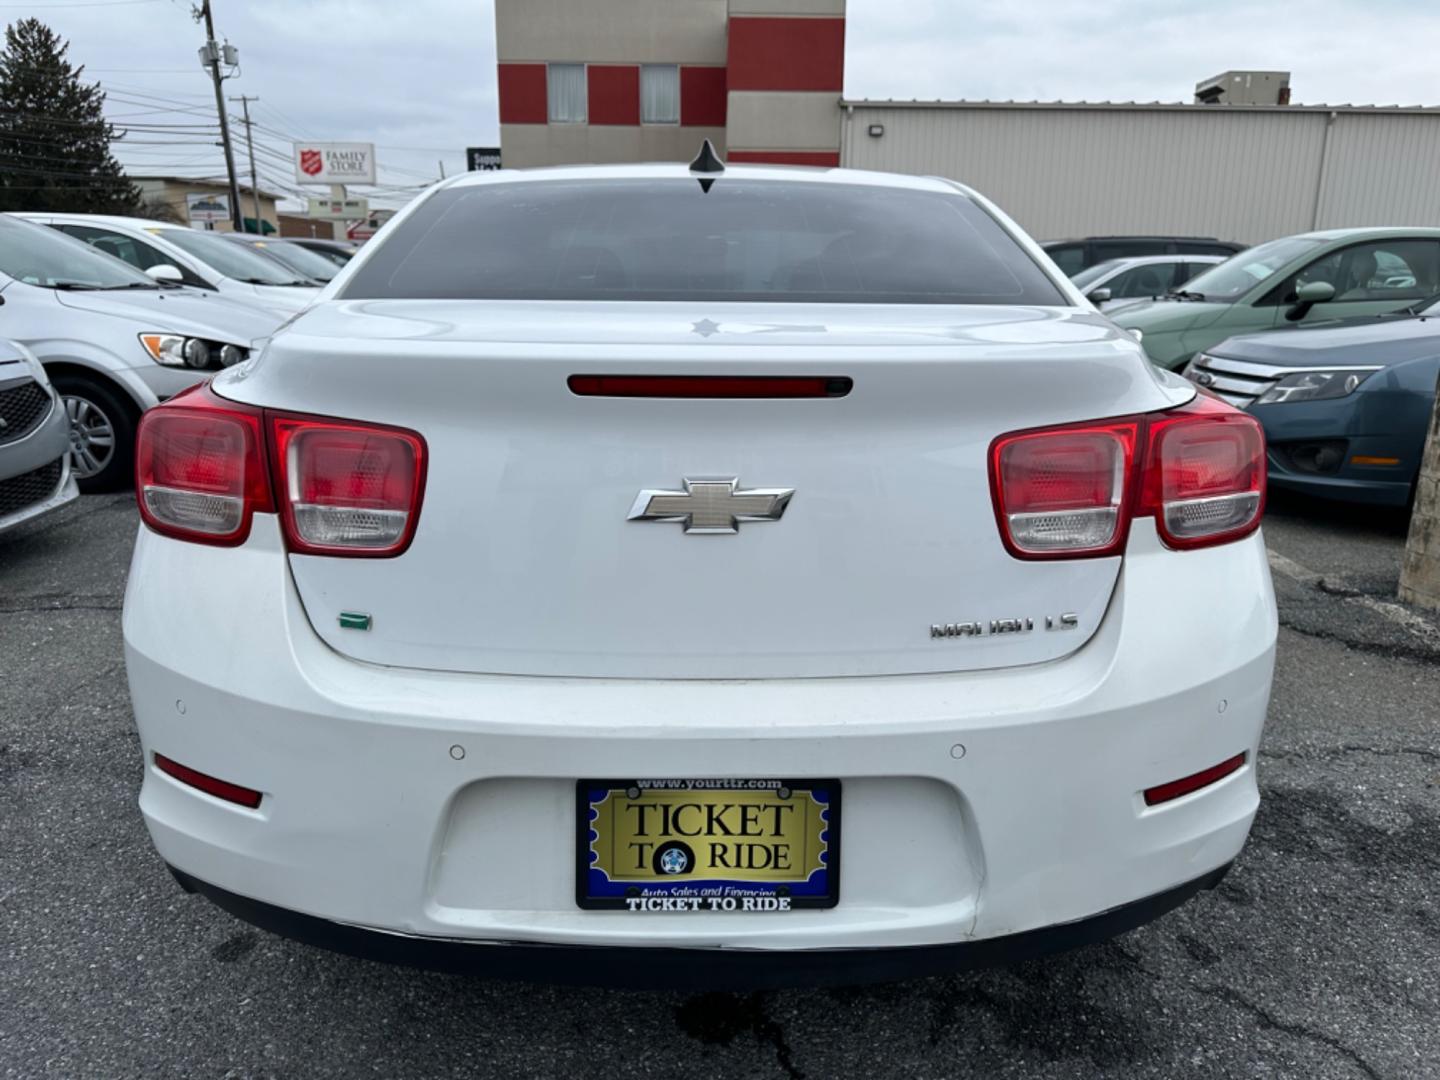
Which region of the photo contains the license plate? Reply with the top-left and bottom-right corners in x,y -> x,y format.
576,779 -> 840,912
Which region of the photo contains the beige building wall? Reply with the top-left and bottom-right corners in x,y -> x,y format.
496,0 -> 727,64
727,92 -> 840,152
498,123 -> 727,167
133,177 -> 281,233
729,0 -> 843,11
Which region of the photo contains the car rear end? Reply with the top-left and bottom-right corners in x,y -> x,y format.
123,165 -> 1276,987
0,341 -> 78,533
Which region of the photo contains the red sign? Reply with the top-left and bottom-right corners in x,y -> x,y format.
299,149 -> 323,177
346,220 -> 377,242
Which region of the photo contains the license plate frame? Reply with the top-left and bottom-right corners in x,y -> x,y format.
575,779 -> 841,912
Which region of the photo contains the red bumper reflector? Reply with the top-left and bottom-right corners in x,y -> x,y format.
1144,753 -> 1247,806
154,753 -> 263,809
567,375 -> 852,398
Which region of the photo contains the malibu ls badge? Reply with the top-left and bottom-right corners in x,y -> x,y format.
628,478 -> 794,535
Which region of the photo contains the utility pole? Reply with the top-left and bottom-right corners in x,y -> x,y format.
196,0 -> 243,232
1399,380 -> 1440,611
230,94 -> 261,232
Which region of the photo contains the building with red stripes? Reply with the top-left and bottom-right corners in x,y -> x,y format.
494,0 -> 844,169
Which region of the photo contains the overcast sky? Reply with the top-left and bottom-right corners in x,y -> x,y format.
17,0 -> 1440,209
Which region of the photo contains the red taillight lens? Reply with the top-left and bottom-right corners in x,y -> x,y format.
990,395 -> 1265,558
154,753 -> 263,809
1143,752 -> 1247,806
135,384 -> 271,546
1139,396 -> 1265,549
990,421 -> 1139,558
271,417 -> 426,556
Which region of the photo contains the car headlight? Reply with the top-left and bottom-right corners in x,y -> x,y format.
1254,369 -> 1377,405
139,334 -> 247,371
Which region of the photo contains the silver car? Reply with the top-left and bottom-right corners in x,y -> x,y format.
1070,254 -> 1227,311
0,216 -> 284,491
0,340 -> 78,534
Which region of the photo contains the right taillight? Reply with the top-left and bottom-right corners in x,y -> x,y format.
991,395 -> 1264,558
135,383 -> 426,557
1137,394 -> 1265,549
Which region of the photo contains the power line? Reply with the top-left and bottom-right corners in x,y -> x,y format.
0,0 -> 165,7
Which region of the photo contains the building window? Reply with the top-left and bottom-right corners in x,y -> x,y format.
640,64 -> 679,125
548,63 -> 586,124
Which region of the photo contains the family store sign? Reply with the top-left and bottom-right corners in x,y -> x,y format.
293,142 -> 377,185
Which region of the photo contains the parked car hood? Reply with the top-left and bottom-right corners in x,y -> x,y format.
234,282 -> 318,315
55,287 -> 286,346
1210,313 -> 1440,368
1109,297 -> 1230,334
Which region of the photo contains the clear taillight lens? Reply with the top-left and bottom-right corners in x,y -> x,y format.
990,396 -> 1265,558
272,417 -> 426,556
135,384 -> 271,546
990,421 -> 1139,558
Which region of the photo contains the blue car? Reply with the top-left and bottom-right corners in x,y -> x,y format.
1184,300 -> 1440,506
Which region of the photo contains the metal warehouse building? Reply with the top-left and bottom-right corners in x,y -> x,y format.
841,100 -> 1440,245
489,1 -> 1440,247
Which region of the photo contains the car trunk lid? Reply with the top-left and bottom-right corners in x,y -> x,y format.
218,300 -> 1187,678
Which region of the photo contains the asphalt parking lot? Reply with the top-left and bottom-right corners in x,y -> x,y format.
2,492 -> 1438,1080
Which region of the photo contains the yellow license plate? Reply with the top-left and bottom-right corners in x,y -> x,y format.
576,779 -> 840,911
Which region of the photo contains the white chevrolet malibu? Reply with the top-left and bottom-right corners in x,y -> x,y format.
123,157 -> 1276,987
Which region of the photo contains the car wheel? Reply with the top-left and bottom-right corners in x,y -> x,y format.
51,376 -> 136,493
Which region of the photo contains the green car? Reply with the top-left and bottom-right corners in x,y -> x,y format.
1111,227 -> 1440,369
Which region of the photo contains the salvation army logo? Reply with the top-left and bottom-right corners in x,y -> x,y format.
299,149 -> 323,176
653,841 -> 694,876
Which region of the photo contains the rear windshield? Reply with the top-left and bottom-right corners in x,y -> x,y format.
340,179 -> 1066,305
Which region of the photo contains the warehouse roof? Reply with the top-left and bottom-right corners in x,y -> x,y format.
842,99 -> 1440,115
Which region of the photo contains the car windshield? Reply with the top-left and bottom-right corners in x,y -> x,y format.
1180,237 -> 1325,302
341,178 -> 1067,305
0,214 -> 158,289
1070,259 -> 1126,289
237,239 -> 338,283
156,228 -> 311,286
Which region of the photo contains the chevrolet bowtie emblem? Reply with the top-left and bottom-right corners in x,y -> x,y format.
628,478 -> 794,535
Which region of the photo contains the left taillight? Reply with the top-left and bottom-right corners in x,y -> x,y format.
135,383 -> 426,557
135,383 -> 271,546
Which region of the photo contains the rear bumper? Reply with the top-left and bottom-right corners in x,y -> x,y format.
124,516 -> 1276,963
167,860 -> 1233,989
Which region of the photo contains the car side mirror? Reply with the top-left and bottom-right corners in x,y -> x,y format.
145,264 -> 184,283
1088,287 -> 1112,304
1286,279 -> 1335,321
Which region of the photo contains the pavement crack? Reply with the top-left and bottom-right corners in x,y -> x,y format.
0,595 -> 123,614
1276,617 -> 1440,665
1261,744 -> 1440,764
1190,984 -> 1382,1080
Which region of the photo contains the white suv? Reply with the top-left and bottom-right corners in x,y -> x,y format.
123,161 -> 1277,987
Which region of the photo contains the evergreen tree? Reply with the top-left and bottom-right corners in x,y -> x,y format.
0,18 -> 140,213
